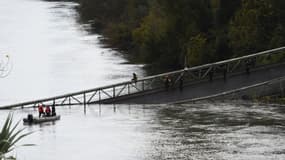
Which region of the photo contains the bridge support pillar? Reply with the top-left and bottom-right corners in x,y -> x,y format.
83,93 -> 86,105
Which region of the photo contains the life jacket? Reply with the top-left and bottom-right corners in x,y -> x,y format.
38,105 -> 44,113
45,106 -> 51,113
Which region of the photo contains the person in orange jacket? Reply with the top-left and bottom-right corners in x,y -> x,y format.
38,104 -> 44,118
45,105 -> 51,117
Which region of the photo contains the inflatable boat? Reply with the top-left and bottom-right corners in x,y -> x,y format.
23,114 -> 60,124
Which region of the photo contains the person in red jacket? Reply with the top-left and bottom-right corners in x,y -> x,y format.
38,104 -> 44,118
45,105 -> 51,117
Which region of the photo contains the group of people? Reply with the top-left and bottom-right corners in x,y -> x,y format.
164,73 -> 185,91
128,57 -> 257,94
38,104 -> 56,118
131,72 -> 184,91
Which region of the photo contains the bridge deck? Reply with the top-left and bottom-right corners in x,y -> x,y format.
107,63 -> 285,104
1,47 -> 285,109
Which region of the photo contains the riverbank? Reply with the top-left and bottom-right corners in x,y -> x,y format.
254,95 -> 285,105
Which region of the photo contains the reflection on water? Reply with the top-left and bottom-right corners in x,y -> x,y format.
0,0 -> 144,106
1,103 -> 285,160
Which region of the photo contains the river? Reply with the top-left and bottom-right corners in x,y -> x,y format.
1,0 -> 285,160
1,103 -> 285,160
0,0 -> 144,106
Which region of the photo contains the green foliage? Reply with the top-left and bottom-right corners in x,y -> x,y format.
228,0 -> 284,56
132,0 -> 214,70
0,114 -> 32,160
132,2 -> 173,64
133,7 -> 169,46
104,23 -> 132,49
74,0 -> 285,72
185,34 -> 209,66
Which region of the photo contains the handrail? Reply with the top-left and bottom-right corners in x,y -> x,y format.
138,46 -> 285,81
1,46 -> 285,109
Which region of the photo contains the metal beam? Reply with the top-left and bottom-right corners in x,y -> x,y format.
1,47 -> 285,109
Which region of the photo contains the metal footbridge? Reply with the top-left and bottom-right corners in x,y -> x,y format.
1,47 -> 285,109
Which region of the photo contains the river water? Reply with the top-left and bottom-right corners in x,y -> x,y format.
1,0 -> 285,160
0,0 -> 144,106
1,103 -> 285,160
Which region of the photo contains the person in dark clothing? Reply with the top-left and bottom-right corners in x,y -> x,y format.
164,76 -> 171,91
132,73 -> 137,83
51,105 -> 56,116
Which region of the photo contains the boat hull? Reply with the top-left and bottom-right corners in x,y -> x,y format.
23,115 -> 60,124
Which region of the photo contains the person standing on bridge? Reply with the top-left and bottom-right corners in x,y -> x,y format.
132,73 -> 137,83
245,57 -> 256,75
164,75 -> 172,91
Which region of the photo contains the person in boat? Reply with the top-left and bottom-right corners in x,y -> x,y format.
45,105 -> 51,117
51,105 -> 56,116
38,104 -> 44,118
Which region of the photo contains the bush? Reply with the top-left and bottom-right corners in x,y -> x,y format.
0,114 -> 32,160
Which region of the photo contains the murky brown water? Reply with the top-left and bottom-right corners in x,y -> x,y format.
1,103 -> 285,160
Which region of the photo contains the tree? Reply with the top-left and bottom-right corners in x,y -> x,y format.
229,0 -> 278,56
184,34 -> 213,66
132,1 -> 171,61
74,0 -> 285,72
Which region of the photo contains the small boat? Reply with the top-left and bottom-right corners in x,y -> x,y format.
23,114 -> 60,124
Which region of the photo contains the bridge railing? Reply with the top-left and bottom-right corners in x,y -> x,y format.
1,47 -> 285,109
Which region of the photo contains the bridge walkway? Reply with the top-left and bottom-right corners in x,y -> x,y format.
108,63 -> 285,104
1,47 -> 285,109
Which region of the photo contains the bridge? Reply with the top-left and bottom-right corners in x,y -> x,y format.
1,47 -> 285,109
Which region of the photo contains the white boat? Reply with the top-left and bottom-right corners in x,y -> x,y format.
23,114 -> 60,124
